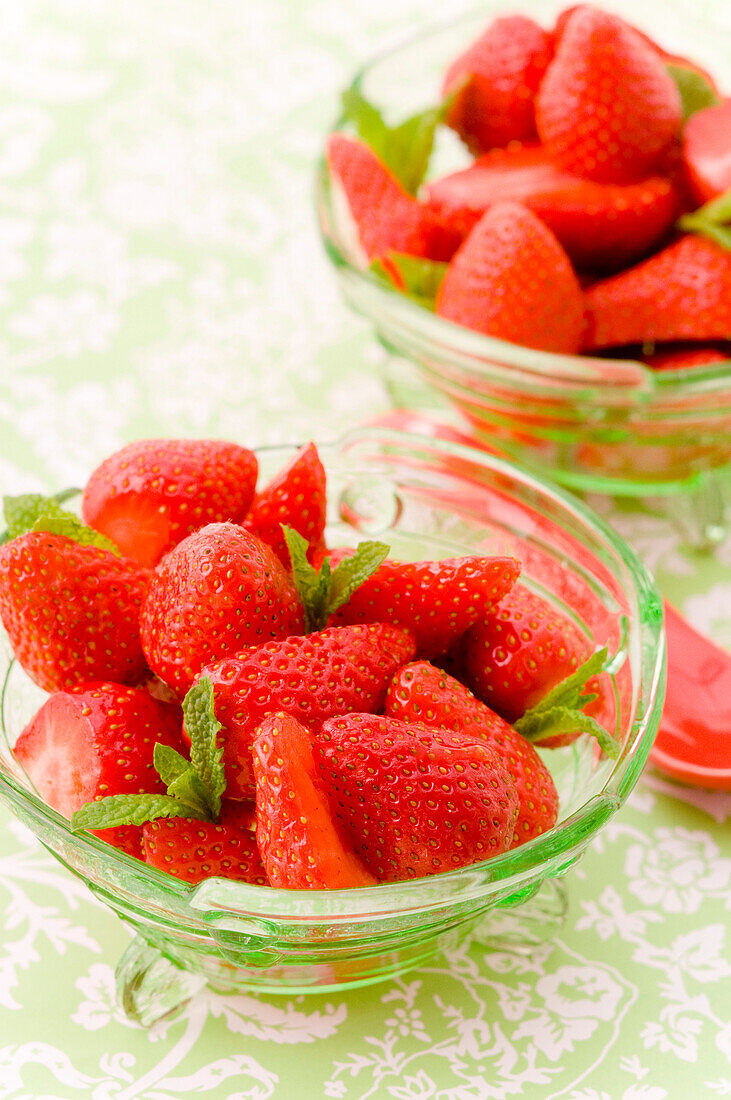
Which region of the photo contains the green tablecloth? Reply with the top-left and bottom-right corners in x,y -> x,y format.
0,1 -> 729,1096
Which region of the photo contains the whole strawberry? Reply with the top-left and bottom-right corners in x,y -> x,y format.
143,800 -> 267,885
315,712 -> 519,880
435,202 -> 585,353
328,548 -> 520,657
202,622 -> 416,800
243,443 -> 327,567
15,682 -> 186,857
584,235 -> 731,349
0,531 -> 149,693
385,663 -> 559,847
253,712 -> 376,889
536,7 -> 682,183
442,15 -> 553,153
82,438 -> 259,568
140,522 -> 304,696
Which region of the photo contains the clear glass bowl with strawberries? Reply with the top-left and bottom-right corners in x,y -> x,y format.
0,429 -> 664,1024
316,0 -> 731,544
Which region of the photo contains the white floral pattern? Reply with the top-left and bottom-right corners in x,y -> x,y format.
0,0 -> 728,1096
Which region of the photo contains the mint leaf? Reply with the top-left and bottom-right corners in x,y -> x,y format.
341,86 -> 448,194
153,743 -> 194,787
2,491 -> 120,554
667,63 -> 720,121
678,190 -> 731,253
515,647 -> 619,757
71,792 -> 208,832
166,766 -> 217,820
33,512 -> 120,554
371,252 -> 448,309
284,526 -> 389,632
4,493 -> 64,538
182,676 -> 226,819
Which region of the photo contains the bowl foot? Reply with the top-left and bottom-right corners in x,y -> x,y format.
116,934 -> 206,1027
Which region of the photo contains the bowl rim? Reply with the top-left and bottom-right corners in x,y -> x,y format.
315,5 -> 731,405
0,428 -> 666,921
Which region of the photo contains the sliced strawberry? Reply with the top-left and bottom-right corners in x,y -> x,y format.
140,523 -> 304,696
385,662 -> 559,847
442,15 -> 553,153
82,438 -> 258,569
243,443 -> 327,567
435,202 -> 585,353
253,712 -> 376,889
143,800 -> 267,885
536,7 -> 682,183
584,235 -> 731,349
14,682 -> 185,856
0,532 -> 149,693
202,623 -> 416,800
325,133 -> 459,264
424,146 -> 680,272
683,100 -> 731,205
642,344 -> 730,370
328,550 -> 520,658
315,712 -> 518,879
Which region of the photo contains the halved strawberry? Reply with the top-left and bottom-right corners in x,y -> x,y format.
140,523 -> 304,696
325,133 -> 459,264
435,202 -> 585,353
442,15 -> 553,153
143,800 -> 267,885
0,532 -> 149,693
243,443 -> 327,567
584,235 -> 731,349
14,682 -> 186,856
315,712 -> 518,879
253,712 -> 376,889
201,623 -> 416,799
683,100 -> 731,205
424,146 -> 680,272
384,662 -> 559,848
82,438 -> 258,569
536,7 -> 682,183
328,549 -> 520,658
642,344 -> 730,370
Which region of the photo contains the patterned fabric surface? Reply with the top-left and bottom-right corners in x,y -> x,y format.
0,0 -> 729,1097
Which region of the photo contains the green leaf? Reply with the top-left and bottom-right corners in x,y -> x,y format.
182,676 -> 226,819
327,541 -> 389,615
527,648 -> 608,716
678,189 -> 731,253
71,792 -> 208,832
153,743 -> 193,787
341,86 -> 449,195
166,766 -> 217,820
2,492 -> 121,554
666,63 -> 720,122
371,252 -> 448,309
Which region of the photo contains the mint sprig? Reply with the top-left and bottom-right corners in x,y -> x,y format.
341,86 -> 450,195
678,189 -> 731,252
70,676 -> 227,833
515,647 -> 619,759
666,63 -> 720,122
371,252 -> 448,309
1,491 -> 120,554
283,525 -> 389,633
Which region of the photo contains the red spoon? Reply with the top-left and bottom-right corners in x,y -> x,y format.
650,600 -> 731,789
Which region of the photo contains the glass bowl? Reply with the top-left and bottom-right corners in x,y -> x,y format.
316,0 -> 731,543
0,429 -> 664,1025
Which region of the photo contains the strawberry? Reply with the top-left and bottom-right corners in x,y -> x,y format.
325,133 -> 459,264
460,584 -> 592,724
0,532 -> 149,693
327,549 -> 520,658
435,202 -> 585,353
536,7 -> 682,183
140,522 -> 304,696
642,344 -> 730,370
683,100 -> 731,205
314,712 -> 519,879
243,443 -> 327,567
81,438 -> 258,569
424,146 -> 680,272
202,623 -> 416,799
584,235 -> 731,349
384,662 -> 558,847
253,712 -> 376,889
143,800 -> 267,885
14,682 -> 186,857
442,15 -> 553,154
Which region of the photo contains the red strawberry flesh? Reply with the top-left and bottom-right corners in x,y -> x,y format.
143,800 -> 268,885
243,442 -> 327,567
